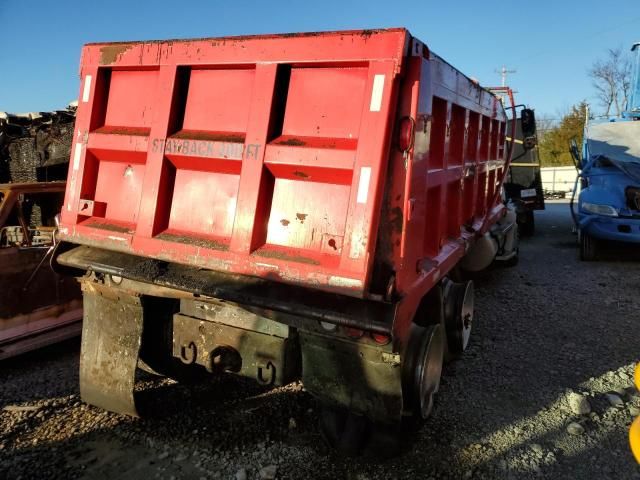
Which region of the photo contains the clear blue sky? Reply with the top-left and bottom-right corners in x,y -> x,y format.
1,0 -> 638,118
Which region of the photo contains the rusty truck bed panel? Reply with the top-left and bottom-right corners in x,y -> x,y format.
59,28 -> 507,298
0,181 -> 82,359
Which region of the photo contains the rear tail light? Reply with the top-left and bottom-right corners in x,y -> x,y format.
345,327 -> 364,339
371,333 -> 391,345
398,116 -> 415,154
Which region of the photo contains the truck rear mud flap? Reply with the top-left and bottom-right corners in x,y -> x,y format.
78,279 -> 303,416
300,331 -> 403,424
80,282 -> 143,417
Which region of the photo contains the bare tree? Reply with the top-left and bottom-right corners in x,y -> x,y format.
618,54 -> 632,110
589,47 -> 632,117
534,115 -> 557,143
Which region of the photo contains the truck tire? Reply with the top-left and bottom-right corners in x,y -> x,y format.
442,281 -> 474,360
318,406 -> 403,458
579,231 -> 598,261
402,323 -> 444,420
318,406 -> 369,456
519,211 -> 535,237
503,247 -> 520,267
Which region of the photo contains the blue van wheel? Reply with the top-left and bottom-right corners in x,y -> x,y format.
579,230 -> 598,261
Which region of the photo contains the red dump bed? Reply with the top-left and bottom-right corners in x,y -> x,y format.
59,28 -> 507,298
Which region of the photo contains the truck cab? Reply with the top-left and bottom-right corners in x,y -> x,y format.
503,106 -> 545,236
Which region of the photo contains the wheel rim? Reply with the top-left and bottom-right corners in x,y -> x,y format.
444,280 -> 475,354
459,282 -> 474,351
414,325 -> 444,419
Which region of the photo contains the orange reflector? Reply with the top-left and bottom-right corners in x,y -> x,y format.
632,363 -> 640,463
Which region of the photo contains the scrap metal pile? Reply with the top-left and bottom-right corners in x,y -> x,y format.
0,104 -> 76,184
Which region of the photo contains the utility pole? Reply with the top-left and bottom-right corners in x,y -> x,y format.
495,65 -> 516,87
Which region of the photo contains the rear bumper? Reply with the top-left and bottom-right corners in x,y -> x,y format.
579,214 -> 640,243
54,244 -> 394,334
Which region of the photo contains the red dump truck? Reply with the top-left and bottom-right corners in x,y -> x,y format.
54,28 -> 518,453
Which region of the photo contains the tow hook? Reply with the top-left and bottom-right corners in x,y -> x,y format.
179,342 -> 197,365
257,360 -> 276,385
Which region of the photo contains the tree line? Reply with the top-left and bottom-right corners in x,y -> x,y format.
538,47 -> 631,167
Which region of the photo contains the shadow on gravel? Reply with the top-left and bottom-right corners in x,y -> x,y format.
130,372 -> 317,450
0,375 -> 322,480
0,338 -> 81,409
592,240 -> 640,262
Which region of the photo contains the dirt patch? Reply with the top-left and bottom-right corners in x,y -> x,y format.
84,220 -> 132,234
171,131 -> 245,143
156,232 -> 229,251
124,258 -> 166,280
253,248 -> 319,265
93,126 -> 150,136
99,45 -> 131,65
275,138 -> 306,146
389,206 -> 403,233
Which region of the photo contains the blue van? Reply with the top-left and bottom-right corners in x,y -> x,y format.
572,43 -> 640,260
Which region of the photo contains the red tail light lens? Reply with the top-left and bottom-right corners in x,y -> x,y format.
398,116 -> 415,153
371,333 -> 391,345
345,327 -> 364,339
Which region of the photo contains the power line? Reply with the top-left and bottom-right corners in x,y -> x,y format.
513,15 -> 640,64
495,66 -> 516,87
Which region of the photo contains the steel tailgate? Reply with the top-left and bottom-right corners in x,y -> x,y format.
59,29 -> 411,298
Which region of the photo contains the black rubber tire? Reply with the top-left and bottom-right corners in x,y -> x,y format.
318,406 -> 404,458
442,281 -> 474,360
402,324 -> 444,418
318,406 -> 368,456
503,247 -> 520,267
519,211 -> 535,237
579,230 -> 598,261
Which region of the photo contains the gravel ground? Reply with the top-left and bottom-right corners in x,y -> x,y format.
1,201 -> 640,480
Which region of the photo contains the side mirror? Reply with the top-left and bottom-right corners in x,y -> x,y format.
521,108 -> 537,138
569,138 -> 581,169
521,108 -> 537,150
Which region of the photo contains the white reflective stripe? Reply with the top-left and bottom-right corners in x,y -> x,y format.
72,143 -> 83,171
356,166 -> 371,204
369,74 -> 385,112
82,75 -> 92,103
328,276 -> 363,289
